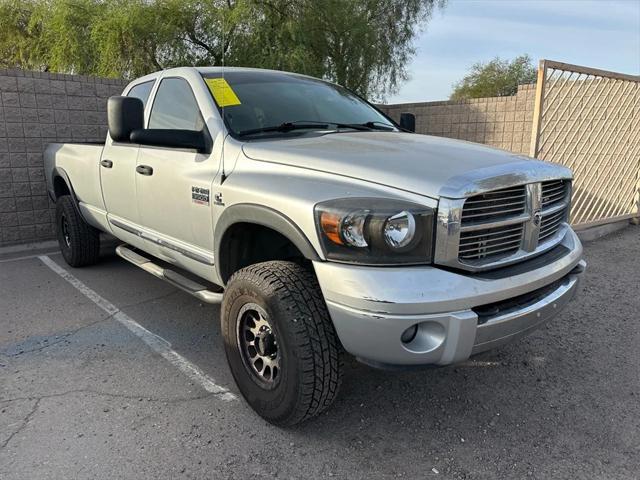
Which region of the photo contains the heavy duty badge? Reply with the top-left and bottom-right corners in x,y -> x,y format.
191,186 -> 210,206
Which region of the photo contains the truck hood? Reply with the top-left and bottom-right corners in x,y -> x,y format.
242,132 -> 571,199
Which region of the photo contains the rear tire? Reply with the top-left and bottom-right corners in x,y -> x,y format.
222,261 -> 343,426
55,195 -> 100,267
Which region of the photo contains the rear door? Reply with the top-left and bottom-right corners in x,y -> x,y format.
134,76 -> 220,279
100,79 -> 155,247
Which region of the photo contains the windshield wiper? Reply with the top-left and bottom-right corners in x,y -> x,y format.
332,121 -> 395,131
237,121 -> 330,137
237,120 -> 395,137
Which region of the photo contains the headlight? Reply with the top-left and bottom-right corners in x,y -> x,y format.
314,198 -> 435,265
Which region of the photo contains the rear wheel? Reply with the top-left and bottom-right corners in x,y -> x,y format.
55,195 -> 100,267
222,261 -> 343,426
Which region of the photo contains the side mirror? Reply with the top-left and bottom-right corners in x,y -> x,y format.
399,112 -> 416,133
130,129 -> 211,154
108,96 -> 144,143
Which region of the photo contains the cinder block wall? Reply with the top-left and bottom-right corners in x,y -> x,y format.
0,69 -> 127,247
379,84 -> 536,155
0,69 -> 536,248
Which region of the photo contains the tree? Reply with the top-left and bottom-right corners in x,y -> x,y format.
450,54 -> 537,101
0,0 -> 445,100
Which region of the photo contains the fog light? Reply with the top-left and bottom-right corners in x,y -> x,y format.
400,324 -> 418,343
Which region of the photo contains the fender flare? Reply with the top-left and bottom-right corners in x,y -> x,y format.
214,203 -> 321,282
51,167 -> 84,219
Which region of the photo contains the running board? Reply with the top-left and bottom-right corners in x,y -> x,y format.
115,244 -> 223,304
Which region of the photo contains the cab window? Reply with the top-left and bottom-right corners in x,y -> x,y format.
148,78 -> 204,130
127,80 -> 154,108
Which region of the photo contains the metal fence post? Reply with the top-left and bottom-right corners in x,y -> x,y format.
529,59 -> 547,158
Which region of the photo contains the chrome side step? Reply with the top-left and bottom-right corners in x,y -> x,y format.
115,244 -> 223,304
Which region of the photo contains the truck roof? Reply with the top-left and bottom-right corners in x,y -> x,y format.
127,66 -> 323,89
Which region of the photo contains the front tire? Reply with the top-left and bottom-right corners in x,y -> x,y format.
55,195 -> 100,267
222,261 -> 343,426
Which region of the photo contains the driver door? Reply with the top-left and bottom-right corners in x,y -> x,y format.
135,76 -> 219,279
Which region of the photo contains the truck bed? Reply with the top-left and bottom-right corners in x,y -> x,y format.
44,142 -> 106,212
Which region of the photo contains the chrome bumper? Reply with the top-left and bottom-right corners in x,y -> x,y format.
313,228 -> 585,367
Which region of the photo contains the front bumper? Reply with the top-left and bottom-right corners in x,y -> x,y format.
313,227 -> 585,367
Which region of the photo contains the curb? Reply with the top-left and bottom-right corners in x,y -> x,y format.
0,240 -> 59,256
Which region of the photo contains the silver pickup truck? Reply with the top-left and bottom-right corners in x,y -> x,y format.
44,67 -> 585,426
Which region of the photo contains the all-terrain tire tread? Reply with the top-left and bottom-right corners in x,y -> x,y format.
225,261 -> 343,425
56,195 -> 100,267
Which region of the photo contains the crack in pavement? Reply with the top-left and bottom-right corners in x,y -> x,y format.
0,388 -> 229,451
0,398 -> 41,451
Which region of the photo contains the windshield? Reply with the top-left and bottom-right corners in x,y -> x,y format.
201,70 -> 396,138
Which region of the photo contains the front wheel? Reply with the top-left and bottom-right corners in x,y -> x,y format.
221,261 -> 343,426
55,195 -> 100,267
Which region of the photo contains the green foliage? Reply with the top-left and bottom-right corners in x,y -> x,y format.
450,54 -> 537,101
0,0 -> 445,99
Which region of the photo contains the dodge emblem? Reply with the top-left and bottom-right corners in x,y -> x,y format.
533,210 -> 542,227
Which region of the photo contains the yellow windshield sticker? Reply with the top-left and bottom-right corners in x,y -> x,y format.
205,78 -> 241,107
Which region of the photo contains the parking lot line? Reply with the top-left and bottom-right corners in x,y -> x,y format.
37,255 -> 237,402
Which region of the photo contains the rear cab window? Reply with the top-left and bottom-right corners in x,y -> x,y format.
148,77 -> 205,131
127,80 -> 155,108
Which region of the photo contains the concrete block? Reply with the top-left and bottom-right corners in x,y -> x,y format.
21,108 -> 38,122
10,153 -> 26,167
27,152 -> 41,167
38,108 -> 55,123
28,167 -> 44,182
34,78 -> 51,94
19,93 -> 37,108
0,76 -> 18,92
15,196 -> 31,211
23,123 -> 41,138
51,95 -> 68,109
65,81 -> 82,96
16,77 -> 35,92
0,197 -> 16,212
3,107 -> 21,122
8,138 -> 26,153
2,92 -> 20,107
11,168 -> 28,182
18,225 -> 36,240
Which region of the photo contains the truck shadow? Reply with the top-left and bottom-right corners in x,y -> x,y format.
93,235 -> 634,478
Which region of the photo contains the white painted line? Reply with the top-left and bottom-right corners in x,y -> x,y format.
38,255 -> 236,401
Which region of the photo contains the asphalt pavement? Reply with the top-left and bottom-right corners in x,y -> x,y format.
1,226 -> 639,479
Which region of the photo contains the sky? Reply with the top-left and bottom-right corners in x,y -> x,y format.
386,0 -> 640,103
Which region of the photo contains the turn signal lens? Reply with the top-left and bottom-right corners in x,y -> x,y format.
320,212 -> 343,245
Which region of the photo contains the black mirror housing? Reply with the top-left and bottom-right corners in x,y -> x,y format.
399,112 -> 416,133
108,96 -> 144,143
130,129 -> 211,154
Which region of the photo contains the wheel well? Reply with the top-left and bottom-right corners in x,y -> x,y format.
218,223 -> 308,284
53,176 -> 71,199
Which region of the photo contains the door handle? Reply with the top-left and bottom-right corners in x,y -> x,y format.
136,165 -> 153,176
100,159 -> 113,168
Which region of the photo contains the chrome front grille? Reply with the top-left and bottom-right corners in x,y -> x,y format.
458,186 -> 527,261
459,223 -> 524,260
539,180 -> 570,243
541,179 -> 568,209
434,178 -> 572,272
460,186 -> 526,224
